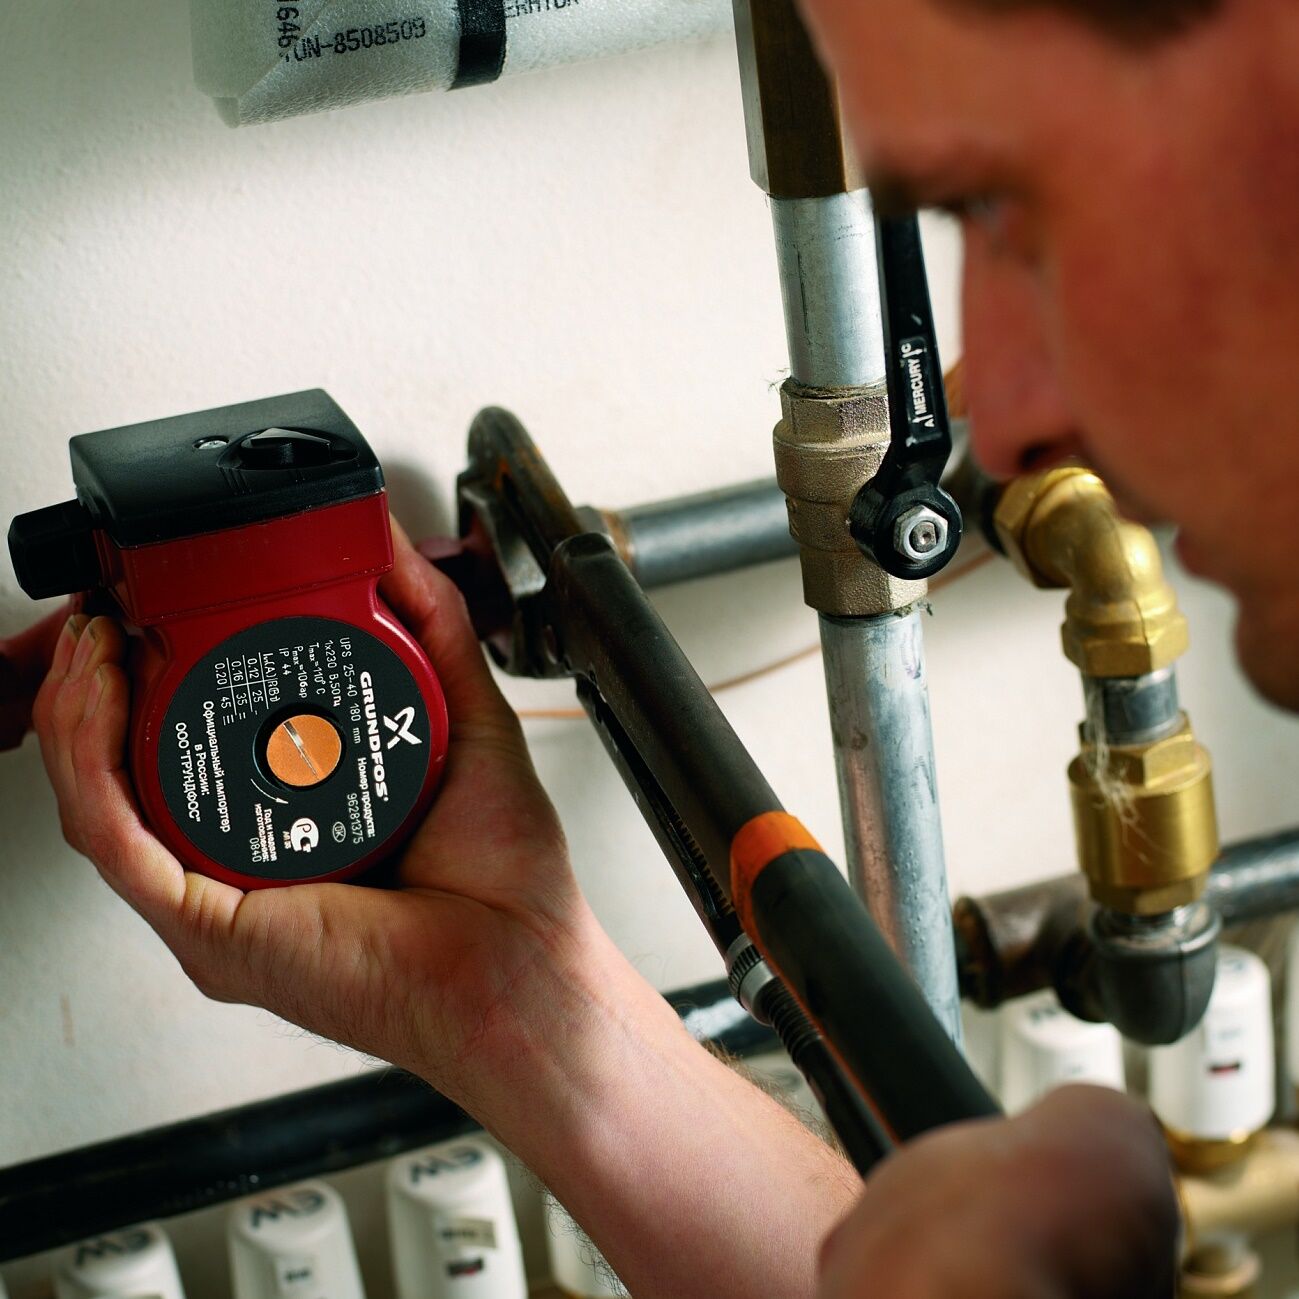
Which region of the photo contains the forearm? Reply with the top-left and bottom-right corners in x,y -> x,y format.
444,914 -> 858,1299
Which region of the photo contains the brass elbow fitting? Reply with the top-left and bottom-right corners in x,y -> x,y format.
995,466 -> 1187,677
995,467 -> 1219,916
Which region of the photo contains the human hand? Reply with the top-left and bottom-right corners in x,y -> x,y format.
31,521 -> 602,1114
817,1087 -> 1179,1299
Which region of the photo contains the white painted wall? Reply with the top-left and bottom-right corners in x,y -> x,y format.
2,2 -> 1299,1292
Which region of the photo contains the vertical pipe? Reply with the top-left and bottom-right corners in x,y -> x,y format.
771,192 -> 885,390
819,612 -> 963,1043
771,186 -> 961,1042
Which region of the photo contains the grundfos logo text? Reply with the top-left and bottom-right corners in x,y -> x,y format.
360,672 -> 390,800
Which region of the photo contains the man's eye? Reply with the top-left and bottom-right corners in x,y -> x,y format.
942,194 -> 1034,259
939,194 -> 1005,231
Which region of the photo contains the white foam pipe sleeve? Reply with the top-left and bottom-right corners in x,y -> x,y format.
191,0 -> 734,125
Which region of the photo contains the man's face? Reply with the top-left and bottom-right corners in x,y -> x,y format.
799,0 -> 1299,708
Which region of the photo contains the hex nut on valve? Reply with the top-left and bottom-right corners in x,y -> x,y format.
894,506 -> 949,565
1070,717 -> 1219,915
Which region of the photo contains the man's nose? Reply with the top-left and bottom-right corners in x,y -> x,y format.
960,240 -> 1081,479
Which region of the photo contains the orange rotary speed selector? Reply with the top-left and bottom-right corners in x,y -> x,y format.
264,714 -> 344,788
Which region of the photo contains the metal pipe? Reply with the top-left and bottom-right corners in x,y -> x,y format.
0,981 -> 775,1263
821,612 -> 963,1043
1209,830 -> 1299,925
603,479 -> 795,588
591,427 -> 971,594
771,192 -> 885,390
734,0 -> 958,1042
955,827 -> 1299,1013
1082,668 -> 1182,746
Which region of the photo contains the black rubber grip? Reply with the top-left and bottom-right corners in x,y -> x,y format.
748,848 -> 1001,1139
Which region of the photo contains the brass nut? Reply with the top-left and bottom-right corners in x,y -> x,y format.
797,549 -> 927,619
733,0 -> 864,199
1062,614 -> 1190,679
1166,1126 -> 1259,1177
778,385 -> 888,448
774,383 -> 926,617
1069,718 -> 1219,915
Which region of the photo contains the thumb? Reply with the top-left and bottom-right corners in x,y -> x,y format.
381,518 -> 528,755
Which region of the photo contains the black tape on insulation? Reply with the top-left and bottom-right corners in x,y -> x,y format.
452,0 -> 508,87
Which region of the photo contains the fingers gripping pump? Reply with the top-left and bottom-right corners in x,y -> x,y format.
8,391 -> 449,888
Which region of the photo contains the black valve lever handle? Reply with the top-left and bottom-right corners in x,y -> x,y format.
849,213 -> 963,581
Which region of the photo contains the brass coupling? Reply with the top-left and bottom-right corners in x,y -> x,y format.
773,383 -> 927,617
995,466 -> 1189,677
1070,717 -> 1219,914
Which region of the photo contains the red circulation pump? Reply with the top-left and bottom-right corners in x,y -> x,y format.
8,391 -> 449,889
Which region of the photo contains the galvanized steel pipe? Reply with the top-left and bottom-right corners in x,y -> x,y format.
820,611 -> 962,1042
610,479 -> 794,588
771,192 -> 886,391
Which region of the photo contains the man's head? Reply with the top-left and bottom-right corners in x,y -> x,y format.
798,0 -> 1299,707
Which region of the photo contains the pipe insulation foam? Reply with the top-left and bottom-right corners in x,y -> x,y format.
190,0 -> 735,125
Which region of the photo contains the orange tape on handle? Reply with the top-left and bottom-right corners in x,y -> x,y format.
730,811 -> 823,936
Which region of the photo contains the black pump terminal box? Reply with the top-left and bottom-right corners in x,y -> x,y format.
9,390 -> 384,600
69,390 -> 383,546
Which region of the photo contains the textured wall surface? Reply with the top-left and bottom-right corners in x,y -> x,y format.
3,3 -> 1299,1293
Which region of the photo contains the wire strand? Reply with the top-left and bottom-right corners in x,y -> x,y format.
512,549 -> 996,722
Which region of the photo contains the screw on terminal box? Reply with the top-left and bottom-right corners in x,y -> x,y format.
7,390 -> 449,888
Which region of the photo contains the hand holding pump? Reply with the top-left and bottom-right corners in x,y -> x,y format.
7,391 -> 449,888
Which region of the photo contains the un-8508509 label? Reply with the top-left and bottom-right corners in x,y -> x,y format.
159,616 -> 430,881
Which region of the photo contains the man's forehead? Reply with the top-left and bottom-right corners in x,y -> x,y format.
806,0 -> 1109,194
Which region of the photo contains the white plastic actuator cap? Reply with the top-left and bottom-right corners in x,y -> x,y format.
387,1137 -> 527,1299
544,1198 -> 625,1299
228,1180 -> 365,1299
1150,945 -> 1275,1140
52,1222 -> 186,1299
999,989 -> 1126,1113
